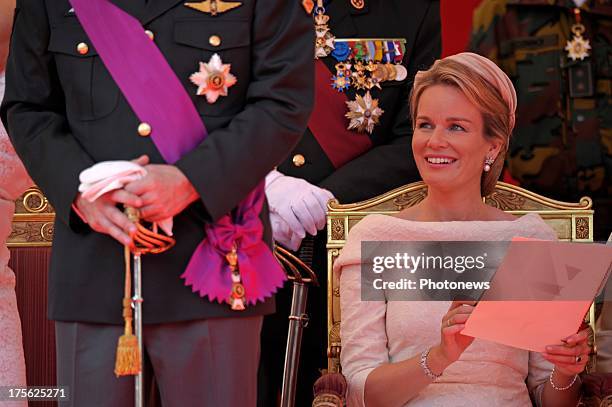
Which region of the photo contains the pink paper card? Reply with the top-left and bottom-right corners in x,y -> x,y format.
462,238 -> 612,352
462,300 -> 591,352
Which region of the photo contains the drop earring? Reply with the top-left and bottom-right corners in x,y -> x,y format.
484,157 -> 495,172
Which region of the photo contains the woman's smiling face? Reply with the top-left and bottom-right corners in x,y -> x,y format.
412,84 -> 501,193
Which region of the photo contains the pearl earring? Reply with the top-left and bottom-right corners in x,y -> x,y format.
484,157 -> 495,172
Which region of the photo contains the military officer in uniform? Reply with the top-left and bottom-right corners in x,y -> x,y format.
470,0 -> 611,241
1,0 -> 313,406
259,1 -> 441,405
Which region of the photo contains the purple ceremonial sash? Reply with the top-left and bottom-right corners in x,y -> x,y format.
70,0 -> 285,306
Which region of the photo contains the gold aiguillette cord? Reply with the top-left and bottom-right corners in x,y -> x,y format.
114,213 -> 141,377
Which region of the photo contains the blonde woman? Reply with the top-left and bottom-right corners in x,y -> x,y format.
0,0 -> 29,400
335,53 -> 590,407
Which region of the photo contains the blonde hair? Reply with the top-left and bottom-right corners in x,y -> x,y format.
410,54 -> 516,196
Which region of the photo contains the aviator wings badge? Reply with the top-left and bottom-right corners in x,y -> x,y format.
184,0 -> 242,16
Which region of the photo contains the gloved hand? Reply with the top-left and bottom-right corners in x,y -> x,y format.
265,169 -> 335,247
269,212 -> 305,251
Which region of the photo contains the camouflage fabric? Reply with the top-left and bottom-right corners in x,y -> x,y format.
470,0 -> 611,240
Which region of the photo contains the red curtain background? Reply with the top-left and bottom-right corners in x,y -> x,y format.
440,0 -> 483,57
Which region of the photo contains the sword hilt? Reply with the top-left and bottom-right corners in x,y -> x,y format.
124,206 -> 175,255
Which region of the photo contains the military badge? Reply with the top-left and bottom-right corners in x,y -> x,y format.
314,12 -> 335,58
335,62 -> 352,78
329,40 -> 407,93
225,245 -> 246,311
394,63 -> 408,81
565,23 -> 591,61
345,91 -> 384,134
329,39 -> 407,132
332,62 -> 353,91
565,6 -> 591,61
184,0 -> 242,16
331,73 -> 350,92
352,71 -> 369,90
309,3 -> 406,134
370,64 -> 388,89
189,54 -> 237,104
331,42 -> 351,62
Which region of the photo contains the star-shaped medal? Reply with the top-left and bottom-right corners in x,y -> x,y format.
369,64 -> 388,89
189,53 -> 237,104
351,71 -> 369,90
315,26 -> 335,58
331,73 -> 350,92
345,91 -> 384,134
314,9 -> 335,59
565,35 -> 591,61
565,23 -> 591,61
335,62 -> 352,78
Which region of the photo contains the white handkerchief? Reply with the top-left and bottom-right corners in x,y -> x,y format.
78,161 -> 173,235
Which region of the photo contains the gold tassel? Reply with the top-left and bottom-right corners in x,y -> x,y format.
114,245 -> 141,376
114,329 -> 140,376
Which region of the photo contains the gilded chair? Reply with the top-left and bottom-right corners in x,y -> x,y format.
325,180 -> 597,379
8,186 -> 57,407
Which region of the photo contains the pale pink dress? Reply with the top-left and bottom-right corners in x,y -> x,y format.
335,213 -> 558,407
0,72 -> 30,402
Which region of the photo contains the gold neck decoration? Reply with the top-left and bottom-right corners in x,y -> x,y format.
314,0 -> 336,59
565,7 -> 591,61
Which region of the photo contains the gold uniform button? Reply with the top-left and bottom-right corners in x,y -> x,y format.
292,154 -> 306,167
76,42 -> 89,55
145,30 -> 154,41
209,35 -> 221,47
138,122 -> 152,137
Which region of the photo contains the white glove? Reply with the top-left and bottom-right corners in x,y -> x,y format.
265,169 -> 335,242
270,212 -> 305,251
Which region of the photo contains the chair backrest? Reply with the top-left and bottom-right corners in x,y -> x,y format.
326,181 -> 594,373
9,186 -> 55,248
